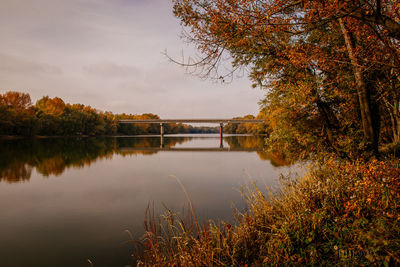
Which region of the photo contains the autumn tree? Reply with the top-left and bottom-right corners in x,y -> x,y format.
0,91 -> 36,135
172,0 -> 400,157
224,115 -> 266,134
36,96 -> 66,116
0,91 -> 32,110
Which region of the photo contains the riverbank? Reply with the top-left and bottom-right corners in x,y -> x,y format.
0,133 -> 267,140
136,158 -> 400,266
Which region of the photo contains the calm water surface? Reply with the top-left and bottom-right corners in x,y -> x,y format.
0,135 -> 293,267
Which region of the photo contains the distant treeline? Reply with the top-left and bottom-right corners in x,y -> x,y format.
224,114 -> 268,135
0,91 -> 235,136
0,91 -> 268,136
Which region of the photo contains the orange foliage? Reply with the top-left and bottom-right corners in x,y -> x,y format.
173,0 -> 400,156
36,96 -> 66,116
0,91 -> 32,110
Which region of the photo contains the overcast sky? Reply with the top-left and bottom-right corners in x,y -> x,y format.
0,0 -> 264,118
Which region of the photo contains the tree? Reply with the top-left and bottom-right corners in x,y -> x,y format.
0,91 -> 32,110
172,0 -> 400,157
36,96 -> 66,116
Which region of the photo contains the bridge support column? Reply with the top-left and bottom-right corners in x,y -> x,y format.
160,123 -> 164,137
219,123 -> 224,141
160,135 -> 164,148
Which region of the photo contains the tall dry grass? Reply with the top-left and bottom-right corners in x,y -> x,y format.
134,159 -> 400,266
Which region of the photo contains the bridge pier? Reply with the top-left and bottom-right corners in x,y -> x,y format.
160,123 -> 164,137
160,135 -> 164,148
219,123 -> 224,140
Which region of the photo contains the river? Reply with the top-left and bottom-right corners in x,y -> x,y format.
0,135 -> 293,267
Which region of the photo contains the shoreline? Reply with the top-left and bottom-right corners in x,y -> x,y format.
0,133 -> 267,139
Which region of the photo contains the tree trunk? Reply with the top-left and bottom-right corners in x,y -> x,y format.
339,18 -> 378,154
394,98 -> 400,144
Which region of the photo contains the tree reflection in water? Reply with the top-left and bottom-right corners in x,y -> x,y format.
224,136 -> 292,167
0,136 -> 291,183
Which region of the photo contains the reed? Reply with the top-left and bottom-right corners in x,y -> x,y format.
135,158 -> 400,266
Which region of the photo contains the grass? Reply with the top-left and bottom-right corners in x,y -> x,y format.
133,158 -> 400,266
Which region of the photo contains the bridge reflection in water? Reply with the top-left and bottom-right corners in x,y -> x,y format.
119,147 -> 265,152
119,134 -> 265,151
0,136 -> 292,183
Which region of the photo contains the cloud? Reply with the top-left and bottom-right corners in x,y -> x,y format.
0,54 -> 62,75
83,62 -> 141,78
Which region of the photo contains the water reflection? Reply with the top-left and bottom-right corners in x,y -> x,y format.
0,136 -> 290,183
0,135 -> 293,267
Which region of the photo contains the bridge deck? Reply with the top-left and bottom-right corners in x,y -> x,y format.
118,119 -> 264,124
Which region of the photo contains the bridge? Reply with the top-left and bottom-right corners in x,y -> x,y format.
118,119 -> 265,138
